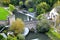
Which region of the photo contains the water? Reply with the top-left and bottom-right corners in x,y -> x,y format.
25,32 -> 51,40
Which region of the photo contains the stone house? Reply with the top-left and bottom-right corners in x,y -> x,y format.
12,10 -> 38,30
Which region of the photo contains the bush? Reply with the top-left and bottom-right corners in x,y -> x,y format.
25,0 -> 34,8
9,4 -> 15,12
56,15 -> 60,26
10,18 -> 25,35
42,0 -> 57,7
0,34 -> 4,39
1,0 -> 10,6
19,1 -> 23,6
37,19 -> 50,33
0,34 -> 7,40
7,35 -> 17,40
28,8 -> 34,12
47,27 -> 60,40
53,1 -> 60,7
19,1 -> 23,9
37,14 -> 45,20
17,34 -> 25,40
36,2 -> 50,15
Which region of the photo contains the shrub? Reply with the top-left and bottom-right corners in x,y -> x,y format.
53,1 -> 60,7
0,34 -> 4,40
17,34 -> 25,40
47,27 -> 60,40
7,35 -> 17,40
19,1 -> 23,9
28,8 -> 34,12
37,14 -> 45,20
9,4 -> 15,12
1,0 -> 10,6
1,38 -> 7,40
37,19 -> 50,33
36,2 -> 50,15
19,1 -> 23,6
25,0 -> 34,8
56,15 -> 60,26
10,18 -> 25,35
0,34 -> 7,40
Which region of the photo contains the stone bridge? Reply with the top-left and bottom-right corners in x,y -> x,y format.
24,20 -> 39,31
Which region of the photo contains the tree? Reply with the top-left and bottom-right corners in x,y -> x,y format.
7,35 -> 17,40
41,0 -> 57,7
25,0 -> 34,8
33,0 -> 42,4
10,0 -> 20,5
37,19 -> 50,33
36,2 -> 50,15
9,4 -> 15,12
53,1 -> 60,7
17,34 -> 25,40
10,18 -> 25,35
28,8 -> 34,12
0,0 -> 10,6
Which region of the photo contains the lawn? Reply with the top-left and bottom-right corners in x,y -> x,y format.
0,7 -> 10,20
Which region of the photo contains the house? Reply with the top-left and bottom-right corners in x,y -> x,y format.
12,10 -> 38,30
13,10 -> 36,21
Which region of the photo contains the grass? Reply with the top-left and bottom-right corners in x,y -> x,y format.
46,28 -> 60,40
0,7 -> 10,20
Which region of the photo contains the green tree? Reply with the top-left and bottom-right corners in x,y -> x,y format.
19,1 -> 23,9
53,1 -> 60,7
0,0 -> 10,6
9,4 -> 15,12
25,0 -> 34,8
17,34 -> 25,40
19,1 -> 23,6
10,0 -> 20,5
37,14 -> 45,20
7,35 -> 17,40
28,8 -> 34,12
32,0 -> 42,5
40,0 -> 57,7
37,19 -> 50,33
36,2 -> 50,15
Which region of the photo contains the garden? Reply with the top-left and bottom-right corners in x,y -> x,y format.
0,0 -> 60,40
